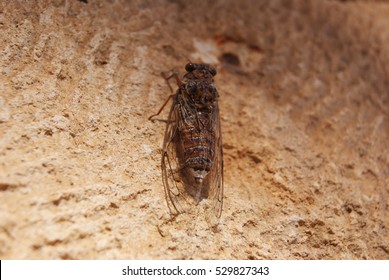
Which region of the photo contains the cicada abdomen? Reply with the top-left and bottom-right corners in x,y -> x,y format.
150,63 -> 223,218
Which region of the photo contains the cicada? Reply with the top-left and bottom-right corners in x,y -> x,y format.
149,63 -> 223,218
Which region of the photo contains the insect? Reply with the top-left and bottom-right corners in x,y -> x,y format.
149,62 -> 224,218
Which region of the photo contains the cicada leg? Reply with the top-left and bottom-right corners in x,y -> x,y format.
148,70 -> 182,121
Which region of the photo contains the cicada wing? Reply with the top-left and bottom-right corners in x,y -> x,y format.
161,102 -> 193,215
207,102 -> 224,218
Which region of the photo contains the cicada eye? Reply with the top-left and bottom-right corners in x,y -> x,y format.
185,63 -> 197,72
209,66 -> 217,76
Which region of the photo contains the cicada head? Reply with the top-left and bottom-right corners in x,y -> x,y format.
184,63 -> 216,78
183,63 -> 218,107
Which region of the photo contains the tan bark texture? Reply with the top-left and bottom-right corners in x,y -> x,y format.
0,0 -> 388,259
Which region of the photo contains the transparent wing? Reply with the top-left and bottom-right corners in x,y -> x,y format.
161,100 -> 195,215
207,101 -> 224,218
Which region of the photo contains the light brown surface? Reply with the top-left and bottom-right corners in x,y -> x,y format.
0,0 -> 388,259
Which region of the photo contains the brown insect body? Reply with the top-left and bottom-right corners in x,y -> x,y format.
151,63 -> 223,218
176,72 -> 217,198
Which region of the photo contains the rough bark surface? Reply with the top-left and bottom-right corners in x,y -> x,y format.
1,0 -> 388,259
